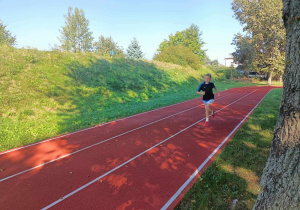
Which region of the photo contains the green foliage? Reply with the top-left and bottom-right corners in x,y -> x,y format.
0,20 -> 16,46
126,37 -> 143,59
158,40 -> 169,53
59,7 -> 94,52
0,46 -> 196,151
94,35 -> 124,57
157,24 -> 206,63
154,45 -> 201,69
214,67 -> 231,80
232,0 -> 285,79
209,66 -> 245,80
210,59 -> 219,66
232,33 -> 255,72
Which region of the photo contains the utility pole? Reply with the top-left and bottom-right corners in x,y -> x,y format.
231,62 -> 233,80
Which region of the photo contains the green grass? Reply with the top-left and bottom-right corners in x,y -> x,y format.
0,45 -> 278,152
175,88 -> 282,210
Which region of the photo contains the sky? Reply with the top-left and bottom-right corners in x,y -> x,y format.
0,0 -> 244,64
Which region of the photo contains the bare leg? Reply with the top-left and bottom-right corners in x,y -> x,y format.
205,103 -> 214,120
205,104 -> 211,120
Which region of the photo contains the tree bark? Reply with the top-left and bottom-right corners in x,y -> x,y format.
253,1 -> 300,209
268,71 -> 272,86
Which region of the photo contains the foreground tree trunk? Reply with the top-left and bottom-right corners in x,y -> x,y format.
253,1 -> 300,209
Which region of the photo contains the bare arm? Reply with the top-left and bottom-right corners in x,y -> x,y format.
197,91 -> 205,95
214,87 -> 220,96
197,84 -> 205,95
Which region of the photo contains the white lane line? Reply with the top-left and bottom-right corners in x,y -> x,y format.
0,88 -> 240,155
160,89 -> 270,210
41,90 -> 257,210
0,92 -> 238,183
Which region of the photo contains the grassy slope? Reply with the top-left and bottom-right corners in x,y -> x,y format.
175,88 -> 282,210
1,45 -> 262,152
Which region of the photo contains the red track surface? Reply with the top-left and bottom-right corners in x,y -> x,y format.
0,86 -> 280,210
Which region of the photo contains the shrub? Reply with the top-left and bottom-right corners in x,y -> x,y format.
154,45 -> 201,70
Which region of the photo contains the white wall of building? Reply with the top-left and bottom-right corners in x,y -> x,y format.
224,58 -> 238,67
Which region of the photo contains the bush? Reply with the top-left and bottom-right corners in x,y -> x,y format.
213,67 -> 243,80
154,45 -> 201,70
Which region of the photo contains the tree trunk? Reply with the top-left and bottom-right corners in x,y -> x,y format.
267,71 -> 272,86
280,75 -> 283,83
253,1 -> 300,209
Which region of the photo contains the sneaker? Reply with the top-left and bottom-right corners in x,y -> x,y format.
204,121 -> 209,127
211,111 -> 215,118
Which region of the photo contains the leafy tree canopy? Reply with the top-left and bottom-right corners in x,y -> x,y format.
0,20 -> 16,46
59,7 -> 94,53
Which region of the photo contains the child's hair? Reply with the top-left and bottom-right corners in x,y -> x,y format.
205,73 -> 212,78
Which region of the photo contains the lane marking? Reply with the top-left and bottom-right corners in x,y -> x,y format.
0,92 -> 239,182
0,89 -> 241,155
161,89 -> 271,210
41,90 -> 257,210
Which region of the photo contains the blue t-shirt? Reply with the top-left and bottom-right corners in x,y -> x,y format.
197,82 -> 215,101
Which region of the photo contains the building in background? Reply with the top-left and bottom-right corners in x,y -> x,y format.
224,54 -> 238,67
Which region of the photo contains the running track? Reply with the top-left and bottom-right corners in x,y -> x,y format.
0,86 -> 281,210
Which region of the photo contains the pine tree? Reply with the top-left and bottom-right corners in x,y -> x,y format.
0,20 -> 16,46
59,7 -> 94,53
126,38 -> 143,59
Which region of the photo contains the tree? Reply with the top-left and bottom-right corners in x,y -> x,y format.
154,45 -> 201,69
253,0 -> 300,209
210,59 -> 219,67
232,0 -> 286,85
0,20 -> 16,46
157,24 -> 206,63
94,36 -> 124,57
203,55 -> 211,64
59,7 -> 94,53
126,38 -> 143,59
232,33 -> 256,72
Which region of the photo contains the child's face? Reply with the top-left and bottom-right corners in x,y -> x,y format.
204,76 -> 211,83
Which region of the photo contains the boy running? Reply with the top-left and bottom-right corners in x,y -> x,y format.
197,73 -> 220,127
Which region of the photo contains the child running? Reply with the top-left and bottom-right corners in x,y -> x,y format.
197,73 -> 220,127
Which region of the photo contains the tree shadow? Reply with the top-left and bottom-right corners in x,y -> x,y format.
47,57 -> 198,135
0,101 -> 204,209
217,99 -> 279,178
176,90 -> 281,209
0,86 -> 280,209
